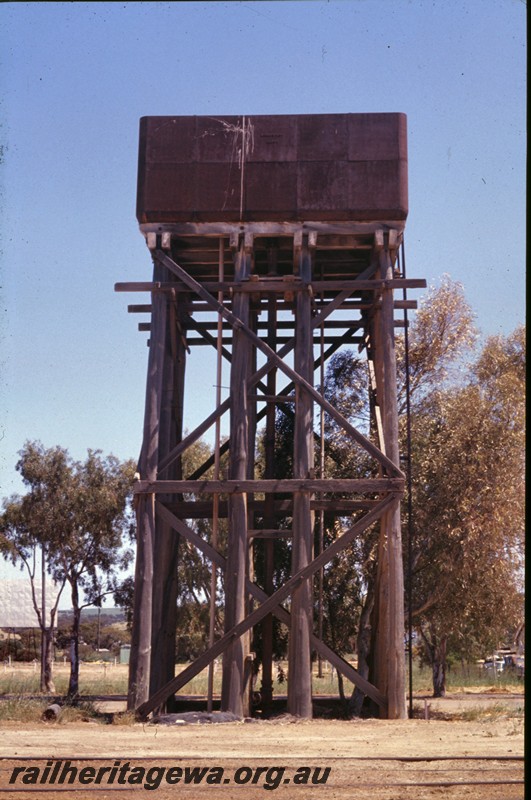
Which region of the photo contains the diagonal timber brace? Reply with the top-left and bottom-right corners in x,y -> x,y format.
182,314 -> 271,399
153,250 -> 403,479
136,492 -> 399,718
186,323 -> 363,482
157,287 -> 354,475
154,501 -> 388,710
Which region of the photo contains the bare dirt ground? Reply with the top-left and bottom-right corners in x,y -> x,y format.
0,692 -> 524,799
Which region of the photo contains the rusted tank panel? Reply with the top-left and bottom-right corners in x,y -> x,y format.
137,114 -> 408,223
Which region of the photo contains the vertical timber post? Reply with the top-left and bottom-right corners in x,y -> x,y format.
128,263 -> 168,711
380,240 -> 406,719
207,238 -> 225,712
221,234 -> 252,717
261,282 -> 278,713
369,299 -> 389,711
150,280 -> 187,708
287,232 -> 314,718
245,301 -> 258,709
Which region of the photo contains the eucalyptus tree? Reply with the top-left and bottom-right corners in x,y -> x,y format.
312,278 -> 481,709
409,325 -> 525,695
1,442 -> 135,697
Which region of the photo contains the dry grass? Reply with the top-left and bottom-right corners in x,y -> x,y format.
110,710 -> 137,726
0,696 -> 104,724
0,662 -> 129,696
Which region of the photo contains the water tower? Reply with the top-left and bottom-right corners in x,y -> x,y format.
116,113 -> 425,719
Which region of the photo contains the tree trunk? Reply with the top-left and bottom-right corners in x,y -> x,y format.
420,626 -> 448,698
432,636 -> 447,698
67,581 -> 81,699
349,587 -> 374,717
337,669 -> 346,706
41,627 -> 55,693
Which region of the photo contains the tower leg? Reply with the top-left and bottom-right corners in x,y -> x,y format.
128,271 -> 167,710
288,238 -> 314,718
221,239 -> 252,717
380,246 -> 406,720
150,290 -> 187,709
371,241 -> 406,720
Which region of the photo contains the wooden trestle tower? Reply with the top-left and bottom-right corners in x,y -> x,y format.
116,114 -> 425,720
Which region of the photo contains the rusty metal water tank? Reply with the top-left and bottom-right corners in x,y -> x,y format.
136,113 -> 408,224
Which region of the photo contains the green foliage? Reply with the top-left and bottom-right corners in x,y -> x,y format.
1,443 -> 136,604
397,275 -> 477,412
113,576 -> 135,629
408,323 -> 525,687
113,438 -> 226,643
174,602 -> 212,661
0,629 -> 40,662
252,407 -> 296,663
323,351 -> 370,429
320,539 -> 364,656
253,351 -> 376,669
0,442 -> 136,695
55,616 -> 130,655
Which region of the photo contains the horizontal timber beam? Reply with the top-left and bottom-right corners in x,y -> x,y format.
140,328 -> 405,339
248,530 -> 293,539
145,331 -> 364,346
137,312 -> 415,329
182,301 -> 411,316
249,394 -> 295,404
139,220 -> 405,237
134,478 -> 404,495
166,498 -> 380,519
116,278 -> 425,294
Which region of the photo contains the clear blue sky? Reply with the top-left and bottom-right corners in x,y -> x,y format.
0,0 -> 526,510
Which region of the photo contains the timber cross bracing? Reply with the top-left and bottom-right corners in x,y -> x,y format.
117,113 -> 425,722
118,228 -> 423,720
